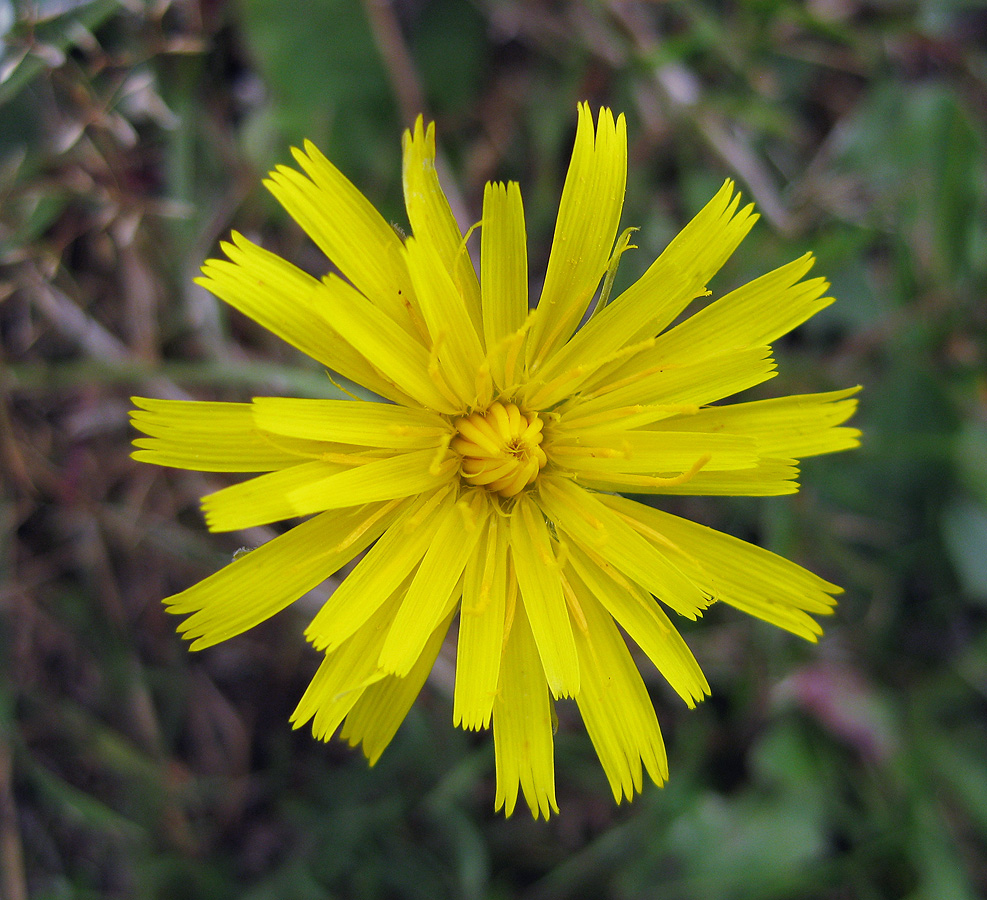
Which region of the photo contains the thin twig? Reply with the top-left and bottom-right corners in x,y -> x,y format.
612,2 -> 794,233
25,264 -> 130,361
359,0 -> 476,240
361,0 -> 426,125
0,739 -> 28,900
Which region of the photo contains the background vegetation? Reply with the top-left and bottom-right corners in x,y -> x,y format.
2,0 -> 986,897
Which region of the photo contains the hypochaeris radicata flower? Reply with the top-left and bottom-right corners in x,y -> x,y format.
131,104 -> 859,818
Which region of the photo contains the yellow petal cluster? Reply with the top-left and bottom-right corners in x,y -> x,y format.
453,402 -> 547,496
131,104 -> 860,818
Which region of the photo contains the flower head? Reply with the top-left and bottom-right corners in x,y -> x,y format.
132,104 -> 859,818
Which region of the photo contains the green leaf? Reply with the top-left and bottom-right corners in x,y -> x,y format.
942,498 -> 987,602
0,0 -> 121,106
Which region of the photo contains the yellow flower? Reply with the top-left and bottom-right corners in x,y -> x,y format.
131,104 -> 860,819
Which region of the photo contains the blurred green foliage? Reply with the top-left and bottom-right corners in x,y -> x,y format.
2,0 -> 986,898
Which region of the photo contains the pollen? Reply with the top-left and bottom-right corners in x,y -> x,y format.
452,402 -> 548,497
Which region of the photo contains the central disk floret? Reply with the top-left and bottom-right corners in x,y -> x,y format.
452,402 -> 548,497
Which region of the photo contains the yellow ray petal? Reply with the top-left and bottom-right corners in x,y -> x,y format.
378,493 -> 489,677
536,179 -> 756,389
166,499 -> 407,649
131,398 -> 326,472
558,346 -> 776,421
526,104 -> 627,370
549,431 -> 759,480
493,601 -> 558,819
537,478 -> 711,619
645,253 -> 831,368
265,142 -> 418,328
565,547 -> 709,708
601,495 -> 840,640
292,658 -> 367,744
480,181 -> 528,389
201,460 -> 348,532
305,487 -> 455,652
286,447 -> 456,515
574,457 -> 800,495
252,397 -> 451,449
566,573 -> 668,800
403,235 -> 485,403
510,494 -> 580,699
402,117 -> 481,330
313,274 -> 460,413
201,444 -> 452,533
653,388 -> 862,458
197,234 -> 414,404
454,515 -> 508,730
291,590 -> 403,741
341,607 -> 457,765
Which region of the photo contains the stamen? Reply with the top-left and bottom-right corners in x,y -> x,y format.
399,288 -> 431,345
501,557 -> 518,650
577,356 -> 680,403
643,453 -> 711,487
326,372 -> 363,402
536,538 -> 556,568
570,454 -> 712,490
455,492 -> 483,532
428,432 -> 454,476
564,404 -> 684,431
460,220 -> 482,249
532,306 -> 577,373
320,450 -> 393,466
590,226 -> 638,320
523,363 -> 591,410
473,358 -> 494,410
585,333 -> 656,376
529,334 -> 657,411
427,332 -> 466,411
577,543 -> 633,592
530,226 -> 637,373
560,404 -> 699,432
549,444 -> 627,460
554,538 -> 569,572
388,423 -> 452,439
453,220 -> 482,302
465,519 -> 499,617
559,572 -> 589,636
404,483 -> 453,531
605,505 -> 705,568
256,431 -> 325,460
558,405 -> 646,429
329,497 -> 405,553
540,479 -> 608,539
500,313 -> 534,389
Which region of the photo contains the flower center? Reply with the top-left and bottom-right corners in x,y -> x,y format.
451,402 -> 548,497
